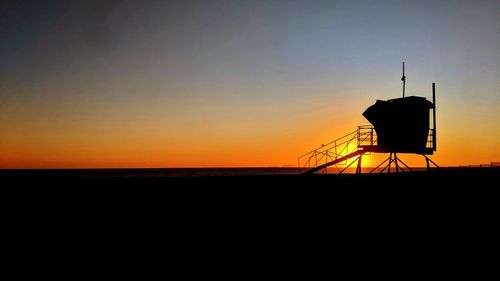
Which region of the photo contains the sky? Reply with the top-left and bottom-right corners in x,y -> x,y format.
1,0 -> 499,168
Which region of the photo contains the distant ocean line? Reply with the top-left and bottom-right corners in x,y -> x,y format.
0,167 -> 432,178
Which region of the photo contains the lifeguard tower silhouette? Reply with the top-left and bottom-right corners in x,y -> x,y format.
298,63 -> 439,174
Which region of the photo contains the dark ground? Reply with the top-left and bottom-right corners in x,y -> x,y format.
2,167 -> 497,253
2,167 -> 497,203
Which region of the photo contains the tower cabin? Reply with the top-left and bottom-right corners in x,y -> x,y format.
362,96 -> 435,155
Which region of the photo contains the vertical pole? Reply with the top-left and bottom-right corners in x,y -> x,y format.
394,153 -> 399,173
388,153 -> 392,174
356,156 -> 362,174
371,127 -> 373,146
402,62 -> 406,98
432,83 -> 437,151
425,156 -> 430,171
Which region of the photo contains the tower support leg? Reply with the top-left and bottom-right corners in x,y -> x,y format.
356,155 -> 362,174
394,152 -> 400,173
369,155 -> 390,174
372,153 -> 415,174
387,153 -> 391,173
422,155 -> 439,171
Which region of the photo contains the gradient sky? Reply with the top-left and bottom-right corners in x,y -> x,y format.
1,0 -> 499,168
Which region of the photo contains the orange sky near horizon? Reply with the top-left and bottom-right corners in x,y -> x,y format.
1,1 -> 499,169
1,80 -> 498,169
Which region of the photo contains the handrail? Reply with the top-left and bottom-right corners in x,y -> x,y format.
297,129 -> 357,159
298,125 -> 376,173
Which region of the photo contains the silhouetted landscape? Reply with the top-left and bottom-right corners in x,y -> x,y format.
1,1 -> 499,196
3,166 -> 498,226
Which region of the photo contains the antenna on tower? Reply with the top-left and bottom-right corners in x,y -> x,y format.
432,82 -> 437,151
401,62 -> 406,98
